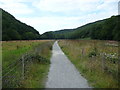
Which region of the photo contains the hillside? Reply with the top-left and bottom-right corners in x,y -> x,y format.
40,29 -> 74,39
40,15 -> 120,41
2,9 -> 40,41
2,8 -> 119,41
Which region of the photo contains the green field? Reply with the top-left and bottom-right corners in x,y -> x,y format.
59,40 -> 119,88
2,40 -> 54,88
2,40 -> 119,88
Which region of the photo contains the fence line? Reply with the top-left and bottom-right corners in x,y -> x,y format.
2,59 -> 21,74
2,62 -> 21,78
2,41 -> 53,88
79,40 -> 118,80
2,53 -> 30,87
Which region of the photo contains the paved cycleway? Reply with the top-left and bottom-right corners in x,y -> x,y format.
46,41 -> 91,88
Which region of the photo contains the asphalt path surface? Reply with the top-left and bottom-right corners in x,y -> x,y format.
46,41 -> 91,88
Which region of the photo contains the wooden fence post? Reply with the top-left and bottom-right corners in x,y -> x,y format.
102,53 -> 105,72
22,55 -> 24,80
82,48 -> 84,56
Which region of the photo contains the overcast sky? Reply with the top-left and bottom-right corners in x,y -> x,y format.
0,0 -> 119,34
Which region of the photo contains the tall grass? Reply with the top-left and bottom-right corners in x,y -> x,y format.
2,40 -> 49,68
2,40 -> 54,88
59,40 -> 119,88
21,41 -> 54,88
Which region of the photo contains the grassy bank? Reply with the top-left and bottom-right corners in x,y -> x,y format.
59,40 -> 119,88
2,40 -> 49,68
21,41 -> 53,88
2,40 -> 54,88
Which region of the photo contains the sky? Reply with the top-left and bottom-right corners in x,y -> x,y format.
0,0 -> 119,34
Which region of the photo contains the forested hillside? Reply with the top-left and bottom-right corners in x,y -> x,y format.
2,9 -> 40,41
40,15 -> 120,41
2,8 -> 119,41
40,29 -> 74,39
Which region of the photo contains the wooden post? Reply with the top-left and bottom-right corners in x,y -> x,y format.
102,53 -> 105,72
82,48 -> 84,56
22,55 -> 24,80
81,48 -> 84,60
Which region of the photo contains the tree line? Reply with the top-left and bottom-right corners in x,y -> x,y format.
40,15 -> 120,41
2,9 -> 40,41
1,9 -> 120,41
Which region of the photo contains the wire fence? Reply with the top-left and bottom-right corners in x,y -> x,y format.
60,40 -> 119,82
2,41 -> 53,88
79,40 -> 119,80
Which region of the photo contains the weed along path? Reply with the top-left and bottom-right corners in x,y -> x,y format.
46,41 -> 91,88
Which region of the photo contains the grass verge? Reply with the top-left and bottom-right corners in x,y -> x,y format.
59,40 -> 119,88
21,41 -> 53,88
2,40 -> 54,88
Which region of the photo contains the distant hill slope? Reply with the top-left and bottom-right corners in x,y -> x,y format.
40,29 -> 74,39
40,15 -> 120,41
2,9 -> 40,41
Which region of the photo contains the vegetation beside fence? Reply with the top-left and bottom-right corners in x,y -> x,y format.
2,40 -> 54,88
59,40 -> 119,88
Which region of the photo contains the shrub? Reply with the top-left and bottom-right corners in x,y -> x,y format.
88,48 -> 98,57
33,54 -> 50,64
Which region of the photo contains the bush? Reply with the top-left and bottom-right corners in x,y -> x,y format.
33,54 -> 50,64
88,51 -> 97,57
88,47 -> 98,57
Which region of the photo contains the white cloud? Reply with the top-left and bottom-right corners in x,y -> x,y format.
0,0 -> 34,15
18,16 -> 83,34
18,10 -> 116,34
34,0 -> 119,13
97,0 -> 119,12
0,0 -> 119,34
34,0 -> 100,12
